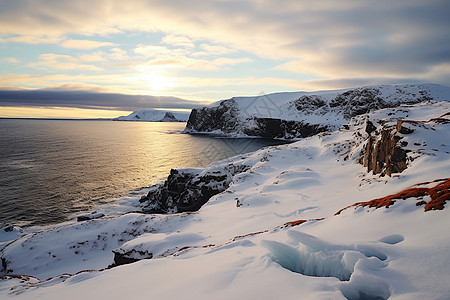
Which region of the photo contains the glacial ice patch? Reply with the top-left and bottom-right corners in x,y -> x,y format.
262,231 -> 392,300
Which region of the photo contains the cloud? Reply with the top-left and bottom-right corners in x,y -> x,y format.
193,44 -> 236,56
2,57 -> 20,63
79,53 -> 107,62
134,44 -> 252,70
60,39 -> 116,49
107,48 -> 129,60
162,34 -> 195,48
0,0 -> 449,89
0,89 -> 207,111
0,35 -> 64,44
211,57 -> 253,67
134,45 -> 187,59
28,53 -> 103,71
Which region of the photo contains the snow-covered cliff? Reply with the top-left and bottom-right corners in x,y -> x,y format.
185,83 -> 450,139
114,110 -> 190,122
1,97 -> 450,299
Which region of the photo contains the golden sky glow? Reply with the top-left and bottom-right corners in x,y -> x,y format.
0,107 -> 131,119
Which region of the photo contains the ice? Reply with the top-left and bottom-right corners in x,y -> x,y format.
262,239 -> 354,281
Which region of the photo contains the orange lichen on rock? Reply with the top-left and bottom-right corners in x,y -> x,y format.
424,179 -> 450,211
335,178 -> 450,215
281,218 -> 325,228
232,230 -> 269,241
282,219 -> 308,227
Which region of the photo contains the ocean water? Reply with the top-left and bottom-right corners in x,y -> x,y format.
0,119 -> 285,227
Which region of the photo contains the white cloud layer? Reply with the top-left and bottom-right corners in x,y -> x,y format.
60,39 -> 116,49
0,0 -> 449,92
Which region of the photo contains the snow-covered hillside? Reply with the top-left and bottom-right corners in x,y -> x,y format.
114,110 -> 190,122
186,83 -> 450,139
1,97 -> 449,299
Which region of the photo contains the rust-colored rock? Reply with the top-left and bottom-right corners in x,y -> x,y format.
424,179 -> 450,211
281,218 -> 325,228
335,178 -> 450,215
282,219 -> 308,227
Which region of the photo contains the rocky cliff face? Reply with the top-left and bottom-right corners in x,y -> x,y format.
185,84 -> 446,139
186,99 -> 329,138
245,118 -> 329,139
360,121 -> 408,176
186,99 -> 240,133
139,164 -> 249,213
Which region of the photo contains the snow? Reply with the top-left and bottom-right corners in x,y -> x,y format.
1,89 -> 450,299
114,109 -> 190,122
188,83 -> 450,138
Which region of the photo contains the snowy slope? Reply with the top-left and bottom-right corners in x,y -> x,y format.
1,100 -> 449,299
186,83 -> 450,139
114,110 -> 190,122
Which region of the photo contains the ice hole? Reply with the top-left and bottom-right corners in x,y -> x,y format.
262,240 -> 357,281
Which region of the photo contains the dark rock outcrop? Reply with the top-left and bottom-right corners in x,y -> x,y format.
140,164 -> 249,213
293,95 -> 327,113
186,99 -> 240,134
245,118 -> 329,139
361,124 -> 408,176
112,249 -> 152,267
330,88 -> 388,118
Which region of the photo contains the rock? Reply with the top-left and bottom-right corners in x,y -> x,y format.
140,165 -> 249,213
185,85 -> 436,139
244,118 -> 329,139
365,120 -> 377,135
112,249 -> 153,267
396,120 -> 415,134
361,126 -> 408,176
293,95 -> 327,112
330,87 -> 387,118
186,99 -> 240,134
77,212 -> 104,222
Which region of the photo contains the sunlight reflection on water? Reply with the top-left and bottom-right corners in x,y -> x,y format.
0,119 -> 286,226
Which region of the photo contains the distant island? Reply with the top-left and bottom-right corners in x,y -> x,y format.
114,110 -> 190,122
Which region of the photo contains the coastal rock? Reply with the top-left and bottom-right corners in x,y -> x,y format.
140,164 -> 250,213
186,99 -> 240,134
77,212 -> 104,222
185,84 -> 448,139
244,118 -> 329,139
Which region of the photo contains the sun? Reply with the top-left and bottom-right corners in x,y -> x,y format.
134,67 -> 176,93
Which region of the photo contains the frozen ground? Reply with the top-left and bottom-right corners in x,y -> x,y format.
1,99 -> 449,299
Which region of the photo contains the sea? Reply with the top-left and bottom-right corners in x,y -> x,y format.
0,119 -> 286,227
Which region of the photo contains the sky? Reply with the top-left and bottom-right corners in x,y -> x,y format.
1,0 -> 449,118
